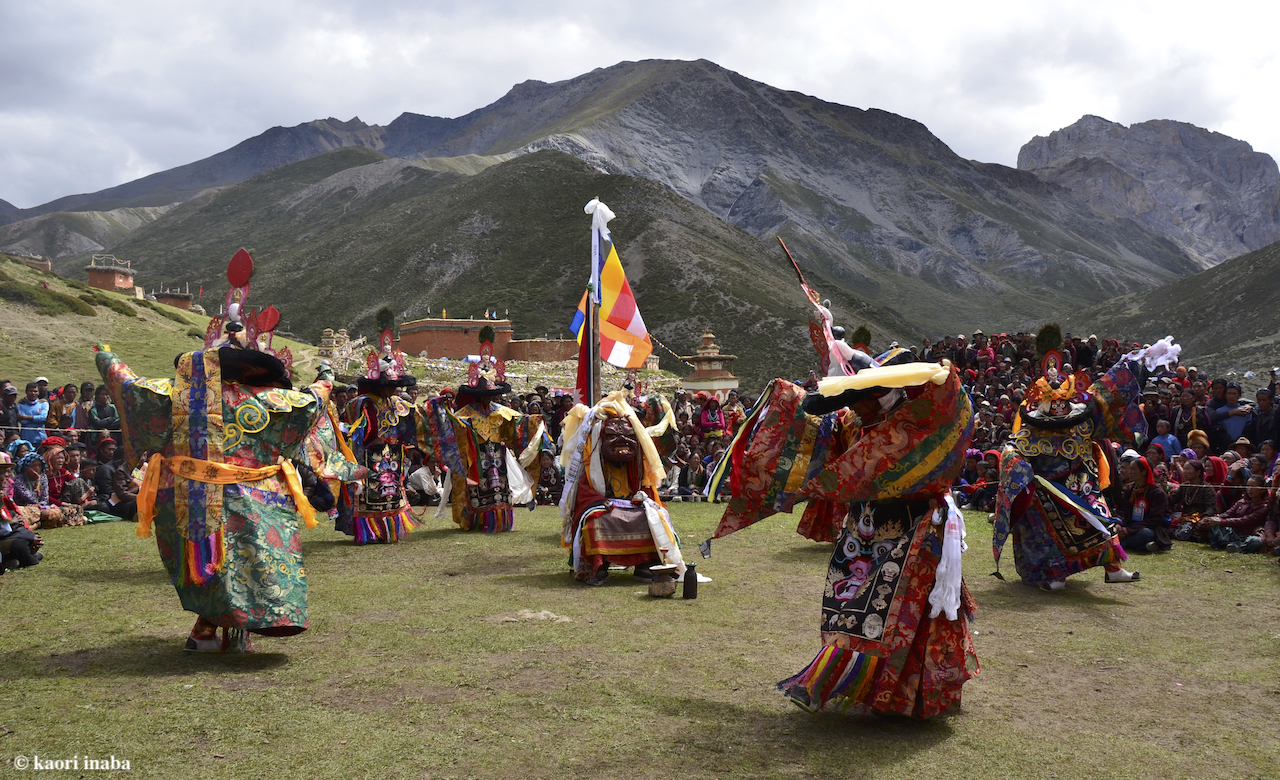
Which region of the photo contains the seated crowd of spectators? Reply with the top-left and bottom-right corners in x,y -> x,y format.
1,376 -> 136,573
936,331 -> 1280,559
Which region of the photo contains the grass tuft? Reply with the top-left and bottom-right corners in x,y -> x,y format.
78,291 -> 140,318
0,279 -> 97,316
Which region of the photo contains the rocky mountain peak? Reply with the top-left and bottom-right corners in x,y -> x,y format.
1019,115 -> 1280,265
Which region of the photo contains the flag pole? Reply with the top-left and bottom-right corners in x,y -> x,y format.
591,291 -> 601,402
592,196 -> 602,402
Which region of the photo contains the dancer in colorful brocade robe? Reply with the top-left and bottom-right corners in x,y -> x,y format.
559,391 -> 683,584
992,329 -> 1176,590
709,350 -> 979,718
97,248 -> 331,652
342,310 -> 423,545
427,376 -> 548,533
300,362 -> 369,523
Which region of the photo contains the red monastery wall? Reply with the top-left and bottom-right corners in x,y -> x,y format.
506,338 -> 578,362
397,318 -> 577,362
399,318 -> 514,359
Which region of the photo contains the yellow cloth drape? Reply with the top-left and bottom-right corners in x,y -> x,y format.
136,453 -> 316,538
559,390 -> 669,489
1093,442 -> 1111,490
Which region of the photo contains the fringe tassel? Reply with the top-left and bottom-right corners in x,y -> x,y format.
352,510 -> 420,544
460,507 -> 514,533
1102,537 -> 1128,566
181,528 -> 226,587
777,646 -> 880,713
219,627 -> 254,653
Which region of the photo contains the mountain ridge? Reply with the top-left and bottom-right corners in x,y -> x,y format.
1019,115 -> 1280,266
9,58 -> 1219,338
1065,238 -> 1280,376
71,148 -> 918,388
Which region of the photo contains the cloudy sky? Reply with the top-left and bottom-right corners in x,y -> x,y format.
2,0 -> 1277,209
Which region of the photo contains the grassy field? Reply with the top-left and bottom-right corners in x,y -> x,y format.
1,503 -> 1277,779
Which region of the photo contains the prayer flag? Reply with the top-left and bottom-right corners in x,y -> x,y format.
571,199 -> 653,370
570,279 -> 652,369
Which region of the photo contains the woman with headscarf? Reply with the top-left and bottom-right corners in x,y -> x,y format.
42,441 -> 90,518
1115,455 -> 1171,552
698,396 -> 727,440
0,452 -> 44,573
1199,475 -> 1271,552
6,439 -> 32,461
1171,460 -> 1218,542
10,451 -> 82,528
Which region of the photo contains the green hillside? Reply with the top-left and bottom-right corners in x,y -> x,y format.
0,254 -> 318,387
1066,239 -> 1280,375
88,149 -> 919,387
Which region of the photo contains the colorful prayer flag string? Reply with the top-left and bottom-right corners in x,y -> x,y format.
647,334 -> 696,370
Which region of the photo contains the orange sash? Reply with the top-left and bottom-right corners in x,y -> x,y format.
136,453 -> 315,538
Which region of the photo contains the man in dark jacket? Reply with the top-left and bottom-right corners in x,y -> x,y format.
1246,388 -> 1276,446
0,384 -> 19,438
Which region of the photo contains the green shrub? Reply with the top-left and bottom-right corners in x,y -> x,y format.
186,327 -> 207,339
1,280 -> 97,316
78,291 -> 138,318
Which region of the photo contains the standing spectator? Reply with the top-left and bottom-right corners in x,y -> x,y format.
1246,388 -> 1276,446
1170,366 -> 1190,390
1172,389 -> 1206,448
722,390 -> 746,435
1141,385 -> 1170,433
1260,440 -> 1279,480
1206,377 -> 1227,411
1210,383 -> 1253,453
87,385 -> 120,447
47,384 -> 79,434
1076,335 -> 1096,370
0,384 -> 19,438
699,396 -> 728,440
33,376 -> 50,401
75,381 -> 95,430
1150,420 -> 1181,466
16,382 -> 49,446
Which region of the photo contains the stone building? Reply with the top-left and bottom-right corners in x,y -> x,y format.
680,331 -> 739,401
396,317 -> 577,362
86,255 -> 140,297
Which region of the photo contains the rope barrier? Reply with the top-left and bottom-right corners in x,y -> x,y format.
6,426 -> 121,436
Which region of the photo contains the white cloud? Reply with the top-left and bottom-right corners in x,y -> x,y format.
2,0 -> 1278,208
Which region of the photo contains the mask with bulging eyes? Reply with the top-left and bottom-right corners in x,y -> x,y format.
600,417 -> 639,463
